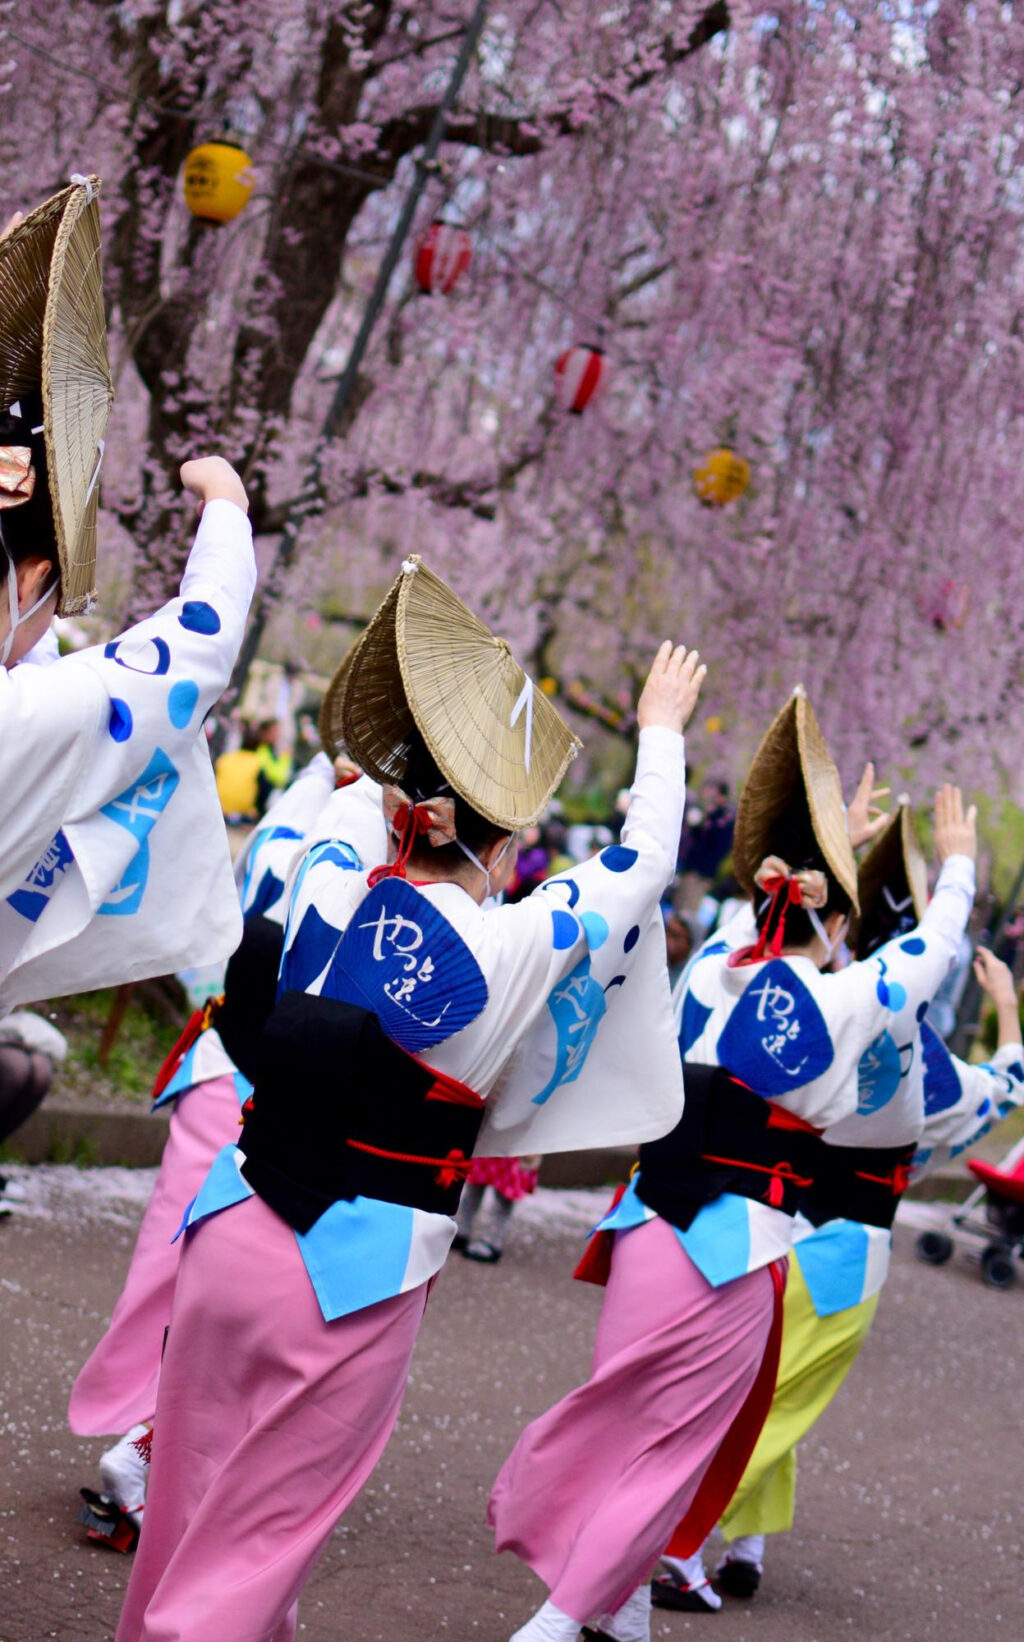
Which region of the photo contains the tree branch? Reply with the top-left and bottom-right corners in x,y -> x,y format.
375,3 -> 730,162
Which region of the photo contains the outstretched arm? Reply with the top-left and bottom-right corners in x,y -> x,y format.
912,950 -> 1024,1177
869,785 -> 976,1016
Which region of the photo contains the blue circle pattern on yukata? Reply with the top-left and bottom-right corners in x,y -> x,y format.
856,1030 -> 903,1112
167,679 -> 200,729
874,957 -> 907,1013
541,877 -> 580,908
108,699 -> 133,742
900,937 -> 926,956
104,636 -> 171,675
551,908 -> 581,949
600,845 -> 638,872
178,600 -> 221,635
624,923 -> 641,952
580,910 -> 609,949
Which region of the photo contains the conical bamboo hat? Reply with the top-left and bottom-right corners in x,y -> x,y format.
317,635 -> 361,753
320,557 -> 581,829
733,687 -> 859,911
849,800 -> 927,956
0,177 -> 113,614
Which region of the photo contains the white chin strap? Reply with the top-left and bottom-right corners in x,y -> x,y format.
455,831 -> 516,898
0,539 -> 58,666
807,905 -> 841,960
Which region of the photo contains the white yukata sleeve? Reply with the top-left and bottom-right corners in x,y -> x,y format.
476,727 -> 688,1154
911,1038 -> 1024,1179
234,754 -> 336,913
868,854 -> 975,1020
0,503 -> 257,1005
0,660 -> 105,901
277,776 -> 391,996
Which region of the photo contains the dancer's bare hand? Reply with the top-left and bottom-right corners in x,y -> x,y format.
1,210 -> 24,241
636,642 -> 707,734
933,784 -> 976,864
333,756 -> 362,788
847,762 -> 891,849
973,947 -> 1018,1010
180,456 -> 249,516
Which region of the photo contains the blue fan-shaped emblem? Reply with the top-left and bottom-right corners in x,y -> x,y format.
718,960 -> 833,1094
324,879 -> 488,1052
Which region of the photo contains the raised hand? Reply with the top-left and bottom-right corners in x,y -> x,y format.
847,762 -> 891,849
933,783 -> 977,865
636,642 -> 708,735
180,456 -> 249,516
973,946 -> 1018,1010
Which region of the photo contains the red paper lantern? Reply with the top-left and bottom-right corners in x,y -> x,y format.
414,221 -> 472,294
555,345 -> 606,414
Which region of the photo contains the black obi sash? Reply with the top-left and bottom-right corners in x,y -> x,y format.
636,1062 -> 914,1233
238,988 -> 485,1233
799,1142 -> 915,1231
636,1062 -> 824,1231
214,914 -> 286,1084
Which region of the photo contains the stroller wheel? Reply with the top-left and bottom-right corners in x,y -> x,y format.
916,1230 -> 954,1266
980,1244 -> 1017,1290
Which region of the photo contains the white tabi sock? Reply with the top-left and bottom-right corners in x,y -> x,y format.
509,1598 -> 581,1642
718,1532 -> 765,1570
589,1582 -> 651,1642
660,1549 -> 707,1587
659,1548 -> 722,1610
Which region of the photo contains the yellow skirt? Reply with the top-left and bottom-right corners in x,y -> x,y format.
719,1257 -> 878,1541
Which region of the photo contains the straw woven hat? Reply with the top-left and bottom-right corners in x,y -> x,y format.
0,177 -> 113,614
319,557 -> 581,829
733,687 -> 859,910
850,800 -> 927,955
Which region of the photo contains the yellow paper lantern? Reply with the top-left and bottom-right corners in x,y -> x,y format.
705,715 -> 724,734
540,676 -> 559,696
183,141 -> 254,224
693,447 -> 751,507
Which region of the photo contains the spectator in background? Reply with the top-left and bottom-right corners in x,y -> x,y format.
543,820 -> 576,878
507,826 -> 549,903
215,723 -> 262,824
664,912 -> 695,989
0,1011 -> 67,1209
673,778 -> 736,916
255,719 -> 293,813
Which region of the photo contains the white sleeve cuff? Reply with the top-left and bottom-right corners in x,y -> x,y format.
180,499 -> 257,623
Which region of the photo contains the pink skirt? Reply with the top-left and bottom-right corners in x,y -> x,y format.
488,1215 -> 778,1622
69,1073 -> 242,1437
116,1192 -> 428,1642
468,1155 -> 540,1199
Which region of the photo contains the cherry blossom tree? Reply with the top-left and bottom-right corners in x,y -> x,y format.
2,0 -> 1023,800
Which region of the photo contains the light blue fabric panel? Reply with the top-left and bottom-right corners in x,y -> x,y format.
296,1197 -> 414,1322
594,1174 -> 649,1233
793,1219 -> 871,1317
175,1142 -> 253,1240
675,1192 -> 752,1287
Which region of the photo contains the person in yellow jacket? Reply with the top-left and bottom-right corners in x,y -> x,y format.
215,726 -> 261,822
255,717 -> 292,806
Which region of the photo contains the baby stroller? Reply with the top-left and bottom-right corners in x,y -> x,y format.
916,1134 -> 1024,1290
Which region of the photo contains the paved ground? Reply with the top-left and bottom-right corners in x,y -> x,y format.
0,1171 -> 1020,1642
